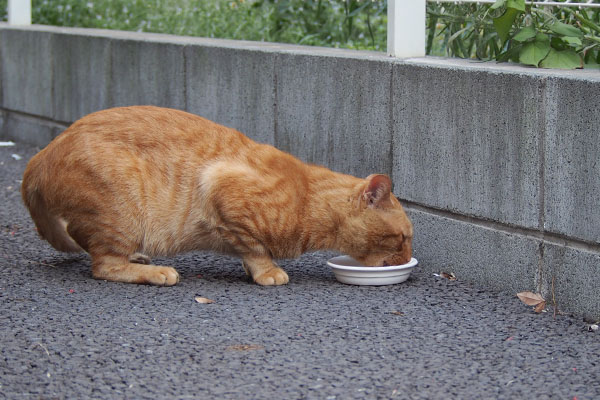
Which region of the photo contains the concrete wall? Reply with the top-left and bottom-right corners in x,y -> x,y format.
1,24 -> 599,320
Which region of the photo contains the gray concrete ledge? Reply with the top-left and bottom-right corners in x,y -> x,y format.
1,24 -> 599,319
2,111 -> 67,146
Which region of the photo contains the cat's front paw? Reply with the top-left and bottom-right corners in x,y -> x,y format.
148,266 -> 180,286
254,268 -> 289,286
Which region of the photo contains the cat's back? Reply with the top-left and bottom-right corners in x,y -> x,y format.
24,106 -> 254,190
23,106 -> 257,218
47,106 -> 250,160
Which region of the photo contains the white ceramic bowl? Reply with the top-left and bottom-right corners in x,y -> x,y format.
327,255 -> 418,286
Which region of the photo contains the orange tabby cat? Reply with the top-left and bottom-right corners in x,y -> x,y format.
21,106 -> 413,286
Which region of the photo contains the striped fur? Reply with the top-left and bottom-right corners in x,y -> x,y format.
21,106 -> 413,286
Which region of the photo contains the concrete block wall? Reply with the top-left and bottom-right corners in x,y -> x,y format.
1,24 -> 599,320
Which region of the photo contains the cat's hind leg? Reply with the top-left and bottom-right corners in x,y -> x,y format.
242,255 -> 289,286
65,219 -> 178,286
91,254 -> 179,286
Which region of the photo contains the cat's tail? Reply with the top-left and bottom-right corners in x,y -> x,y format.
21,167 -> 83,253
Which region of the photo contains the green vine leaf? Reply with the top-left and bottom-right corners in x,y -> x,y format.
540,48 -> 582,69
506,0 -> 526,13
513,26 -> 536,42
562,36 -> 582,47
491,0 -> 507,10
493,7 -> 521,43
549,21 -> 583,38
519,34 -> 551,66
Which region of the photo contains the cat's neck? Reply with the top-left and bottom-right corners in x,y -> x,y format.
301,166 -> 364,253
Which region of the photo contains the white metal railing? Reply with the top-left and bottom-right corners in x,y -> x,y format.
7,0 -> 31,25
5,0 -> 599,57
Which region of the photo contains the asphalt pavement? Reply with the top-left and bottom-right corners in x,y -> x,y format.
1,142 -> 599,399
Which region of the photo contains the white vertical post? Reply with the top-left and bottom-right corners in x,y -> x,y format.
8,0 -> 32,25
387,0 -> 426,58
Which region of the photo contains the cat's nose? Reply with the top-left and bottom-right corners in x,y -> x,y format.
385,238 -> 412,265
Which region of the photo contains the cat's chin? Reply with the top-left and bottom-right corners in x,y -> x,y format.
382,254 -> 411,267
353,255 -> 386,267
354,255 -> 411,267
352,239 -> 413,267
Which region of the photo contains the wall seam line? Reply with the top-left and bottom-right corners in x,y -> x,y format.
537,77 -> 549,293
273,54 -> 279,149
0,107 -> 70,128
182,44 -> 188,111
402,200 -> 600,254
388,62 -> 395,181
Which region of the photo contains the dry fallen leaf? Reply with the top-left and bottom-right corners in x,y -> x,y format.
440,271 -> 456,281
516,291 -> 545,306
533,301 -> 547,313
194,296 -> 214,304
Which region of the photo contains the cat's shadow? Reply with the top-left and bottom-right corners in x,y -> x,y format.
33,254 -> 91,280
32,254 -> 253,285
31,253 -> 333,286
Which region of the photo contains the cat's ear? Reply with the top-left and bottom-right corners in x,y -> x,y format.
362,174 -> 392,209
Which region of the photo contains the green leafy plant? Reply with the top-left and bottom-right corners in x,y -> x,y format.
426,3 -> 500,59
493,0 -> 597,68
14,0 -> 386,51
427,0 -> 599,69
248,0 -> 387,50
0,0 -> 7,20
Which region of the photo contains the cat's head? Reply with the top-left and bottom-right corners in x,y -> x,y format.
340,174 -> 413,267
